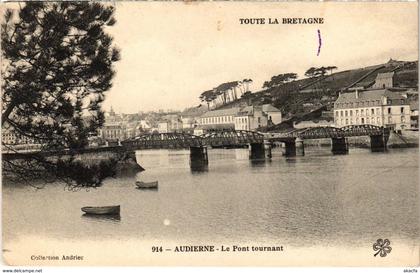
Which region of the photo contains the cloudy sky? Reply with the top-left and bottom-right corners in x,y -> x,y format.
102,2 -> 417,113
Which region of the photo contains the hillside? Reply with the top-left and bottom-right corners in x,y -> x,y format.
214,59 -> 418,120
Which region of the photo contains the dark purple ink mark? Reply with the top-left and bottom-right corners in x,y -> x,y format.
317,29 -> 322,56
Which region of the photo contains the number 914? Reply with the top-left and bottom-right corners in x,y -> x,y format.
152,246 -> 163,252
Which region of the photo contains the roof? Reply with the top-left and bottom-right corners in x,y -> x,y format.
375,72 -> 394,80
336,89 -> 405,104
237,106 -> 254,116
200,107 -> 240,118
262,104 -> 281,112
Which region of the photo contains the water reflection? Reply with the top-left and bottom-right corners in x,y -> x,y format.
135,187 -> 158,191
81,213 -> 121,222
249,158 -> 269,167
190,162 -> 209,173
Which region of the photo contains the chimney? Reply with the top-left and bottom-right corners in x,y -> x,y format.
355,90 -> 359,99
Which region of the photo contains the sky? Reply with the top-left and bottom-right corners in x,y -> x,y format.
98,2 -> 418,113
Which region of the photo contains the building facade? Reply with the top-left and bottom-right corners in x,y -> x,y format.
334,89 -> 411,130
198,108 -> 238,130
234,106 -> 268,131
99,122 -> 126,141
372,72 -> 394,89
197,104 -> 282,131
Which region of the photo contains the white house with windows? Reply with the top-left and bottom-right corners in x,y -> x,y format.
197,108 -> 238,130
334,89 -> 411,130
197,104 -> 282,132
234,106 -> 267,131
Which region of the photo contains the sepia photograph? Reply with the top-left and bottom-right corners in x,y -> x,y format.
1,1 -> 419,267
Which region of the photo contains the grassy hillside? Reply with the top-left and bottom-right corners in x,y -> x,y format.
215,59 -> 418,120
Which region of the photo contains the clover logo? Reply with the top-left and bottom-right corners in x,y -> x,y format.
373,239 -> 392,257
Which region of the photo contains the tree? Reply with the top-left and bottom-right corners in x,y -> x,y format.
199,90 -> 216,110
262,73 -> 297,89
304,67 -> 317,78
326,66 -> 338,75
2,2 -> 120,188
305,66 -> 337,78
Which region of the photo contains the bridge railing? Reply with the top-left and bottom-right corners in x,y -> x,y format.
265,125 -> 389,140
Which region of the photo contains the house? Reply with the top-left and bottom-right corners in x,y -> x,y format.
334,89 -> 411,130
372,72 -> 395,89
197,104 -> 282,132
2,121 -> 41,151
99,122 -> 126,141
158,115 -> 183,133
410,100 -> 419,129
234,106 -> 267,131
198,108 -> 239,130
262,104 -> 282,125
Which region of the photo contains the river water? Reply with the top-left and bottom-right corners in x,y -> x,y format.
2,147 -> 419,266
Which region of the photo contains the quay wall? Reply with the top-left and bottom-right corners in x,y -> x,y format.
71,150 -> 145,176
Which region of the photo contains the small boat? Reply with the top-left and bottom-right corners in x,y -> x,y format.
81,205 -> 120,215
136,181 -> 158,189
82,213 -> 121,222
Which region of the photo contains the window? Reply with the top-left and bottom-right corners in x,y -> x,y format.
345,119 -> 348,125
257,117 -> 261,123
371,109 -> 375,115
361,118 -> 365,124
340,111 -> 343,117
345,110 -> 348,117
401,107 -> 404,114
388,108 -> 391,114
361,109 -> 364,115
350,110 -> 353,116
335,111 -> 339,117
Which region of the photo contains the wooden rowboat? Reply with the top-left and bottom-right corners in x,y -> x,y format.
81,205 -> 120,215
136,181 -> 158,189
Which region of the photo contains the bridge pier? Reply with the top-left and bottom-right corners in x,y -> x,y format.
331,137 -> 348,155
295,137 -> 305,156
190,146 -> 208,167
370,134 -> 388,152
283,140 -> 296,157
249,143 -> 265,159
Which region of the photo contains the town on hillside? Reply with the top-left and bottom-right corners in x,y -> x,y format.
2,58 -> 418,149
